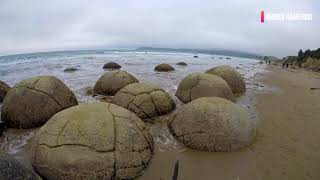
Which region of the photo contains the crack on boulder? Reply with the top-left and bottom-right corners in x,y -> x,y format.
38,143 -> 114,153
16,86 -> 63,108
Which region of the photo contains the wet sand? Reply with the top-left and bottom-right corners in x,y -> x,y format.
253,66 -> 320,180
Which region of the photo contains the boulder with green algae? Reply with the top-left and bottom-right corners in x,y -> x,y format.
175,73 -> 234,103
0,153 -> 40,180
154,63 -> 175,72
31,102 -> 154,180
206,65 -> 246,93
113,83 -> 175,120
168,97 -> 256,152
94,70 -> 139,96
0,80 -> 10,103
1,76 -> 78,128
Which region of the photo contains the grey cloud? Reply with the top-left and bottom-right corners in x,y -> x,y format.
0,0 -> 319,57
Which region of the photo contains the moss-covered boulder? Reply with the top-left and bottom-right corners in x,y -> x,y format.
31,102 -> 153,180
169,97 -> 255,151
0,153 -> 39,180
113,83 -> 175,120
94,71 -> 139,96
206,65 -> 246,93
0,80 -> 10,103
103,62 -> 121,69
1,76 -> 78,128
175,73 -> 234,103
154,63 -> 175,72
176,62 -> 187,66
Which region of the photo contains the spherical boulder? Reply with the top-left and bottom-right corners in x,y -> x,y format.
168,97 -> 255,151
0,80 -> 10,103
1,76 -> 78,128
175,73 -> 234,103
154,63 -> 175,72
103,62 -> 121,69
176,62 -> 187,66
94,71 -> 139,96
206,65 -> 246,93
31,102 -> 154,180
113,83 -> 175,120
0,153 -> 39,180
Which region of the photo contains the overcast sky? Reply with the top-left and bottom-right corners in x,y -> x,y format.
0,0 -> 319,57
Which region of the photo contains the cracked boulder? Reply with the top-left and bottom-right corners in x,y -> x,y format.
94,70 -> 139,96
31,102 -> 154,180
113,83 -> 175,120
154,63 -> 175,72
0,80 -> 10,103
206,65 -> 246,93
103,62 -> 121,69
175,73 -> 234,103
168,97 -> 256,152
1,76 -> 78,128
0,153 -> 39,180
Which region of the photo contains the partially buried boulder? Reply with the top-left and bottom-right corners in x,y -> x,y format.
63,67 -> 78,72
206,65 -> 246,93
1,76 -> 78,128
31,102 -> 154,180
175,73 -> 234,103
176,62 -> 187,66
154,63 -> 175,72
113,83 -> 175,120
0,153 -> 39,180
103,62 -> 121,69
94,70 -> 139,96
0,80 -> 10,103
168,97 -> 256,151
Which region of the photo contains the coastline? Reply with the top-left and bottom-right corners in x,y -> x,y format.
1,62 -> 320,179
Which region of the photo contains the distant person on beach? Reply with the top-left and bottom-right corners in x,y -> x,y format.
286,64 -> 289,68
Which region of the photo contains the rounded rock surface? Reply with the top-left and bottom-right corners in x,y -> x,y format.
113,83 -> 175,120
169,97 -> 256,151
31,102 -> 154,180
175,73 -> 234,103
154,63 -> 175,72
94,70 -> 139,96
103,62 -> 121,69
1,76 -> 78,128
206,65 -> 246,93
0,153 -> 39,180
0,80 -> 10,103
176,62 -> 187,66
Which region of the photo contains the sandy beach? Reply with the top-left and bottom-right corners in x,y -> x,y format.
253,65 -> 320,180
137,65 -> 320,180
1,57 -> 320,180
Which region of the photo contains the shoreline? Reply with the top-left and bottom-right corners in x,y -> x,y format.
1,63 -> 319,179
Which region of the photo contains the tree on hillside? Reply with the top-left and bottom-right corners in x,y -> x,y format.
304,49 -> 311,57
297,49 -> 304,66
